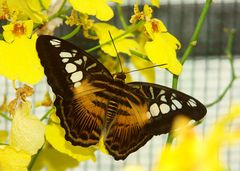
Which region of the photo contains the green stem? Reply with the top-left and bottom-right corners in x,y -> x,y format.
167,0 -> 213,145
172,0 -> 213,89
86,20 -> 144,53
117,4 -> 128,29
48,0 -> 68,21
28,143 -> 44,171
206,29 -> 237,107
129,49 -> 150,61
0,113 -> 12,121
0,143 -> 9,145
39,0 -> 46,10
40,107 -> 55,121
33,1 -> 71,30
61,26 -> 81,40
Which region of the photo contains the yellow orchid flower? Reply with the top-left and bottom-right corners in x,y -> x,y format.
94,23 -> 140,57
130,4 -> 153,24
0,21 -> 44,85
151,0 -> 160,8
131,55 -> 156,83
0,146 -> 31,171
110,0 -> 123,3
154,104 -> 240,171
68,0 -> 122,21
45,112 -> 97,162
0,130 -> 8,143
32,144 -> 79,171
130,4 -> 182,75
5,0 -> 50,23
10,101 -> 45,155
2,20 -> 33,43
144,33 -> 182,75
144,19 -> 182,75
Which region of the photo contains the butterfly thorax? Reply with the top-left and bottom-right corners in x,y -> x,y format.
113,72 -> 126,83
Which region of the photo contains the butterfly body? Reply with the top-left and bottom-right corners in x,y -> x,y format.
36,35 -> 207,160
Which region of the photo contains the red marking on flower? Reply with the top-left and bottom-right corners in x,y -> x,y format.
13,23 -> 25,37
151,21 -> 159,33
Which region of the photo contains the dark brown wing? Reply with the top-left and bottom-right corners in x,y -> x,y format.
104,82 -> 207,160
102,84 -> 154,160
127,82 -> 207,135
104,99 -> 153,160
36,35 -> 113,146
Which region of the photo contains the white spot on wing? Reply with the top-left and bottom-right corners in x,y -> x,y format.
188,99 -> 197,107
172,99 -> 182,109
160,104 -> 170,114
60,52 -> 73,58
62,58 -> 69,63
150,103 -> 160,116
160,95 -> 167,102
50,39 -> 61,47
65,63 -> 77,73
171,93 -> 177,99
171,104 -> 176,110
146,111 -> 151,119
74,82 -> 81,88
70,71 -> 83,82
159,90 -> 165,95
74,59 -> 83,65
83,56 -> 87,62
72,49 -> 77,53
149,87 -> 154,99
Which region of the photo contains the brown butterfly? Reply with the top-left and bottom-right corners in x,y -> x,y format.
36,35 -> 207,160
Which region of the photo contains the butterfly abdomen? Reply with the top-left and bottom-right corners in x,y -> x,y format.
105,100 -> 119,127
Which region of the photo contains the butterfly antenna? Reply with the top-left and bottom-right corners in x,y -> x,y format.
108,31 -> 123,73
124,64 -> 167,74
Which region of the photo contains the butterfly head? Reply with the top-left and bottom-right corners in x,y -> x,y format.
113,72 -> 126,82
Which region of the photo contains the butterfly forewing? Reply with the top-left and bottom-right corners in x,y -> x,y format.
36,35 -> 113,146
36,35 -> 207,160
128,82 -> 207,134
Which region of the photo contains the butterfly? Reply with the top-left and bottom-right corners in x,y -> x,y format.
36,35 -> 207,160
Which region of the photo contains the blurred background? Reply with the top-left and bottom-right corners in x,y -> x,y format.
0,0 -> 240,170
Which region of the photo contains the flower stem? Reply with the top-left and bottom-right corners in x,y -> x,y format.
206,29 -> 237,107
48,0 -> 68,21
40,107 -> 55,121
167,0 -> 213,145
28,144 -> 44,171
129,49 -> 150,61
0,113 -> 12,121
117,4 -> 128,29
86,20 -> 144,53
39,0 -> 47,10
0,143 -> 9,145
61,26 -> 81,40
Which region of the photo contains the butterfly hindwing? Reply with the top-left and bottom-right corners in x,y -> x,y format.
36,35 -> 113,146
104,95 -> 153,160
104,82 -> 206,160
